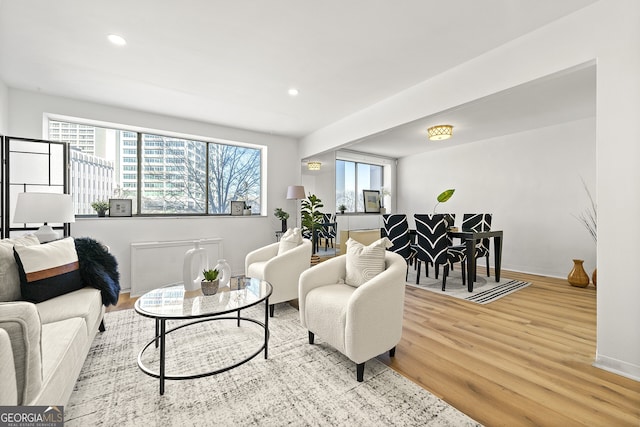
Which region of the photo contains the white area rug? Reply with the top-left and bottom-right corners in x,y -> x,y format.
66,304 -> 481,426
407,267 -> 531,304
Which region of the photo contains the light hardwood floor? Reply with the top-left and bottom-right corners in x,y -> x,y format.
108,270 -> 640,427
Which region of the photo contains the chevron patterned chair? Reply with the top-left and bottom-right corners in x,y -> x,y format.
414,214 -> 467,291
462,213 -> 493,280
382,214 -> 416,278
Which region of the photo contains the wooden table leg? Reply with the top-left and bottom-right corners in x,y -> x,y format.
494,236 -> 503,282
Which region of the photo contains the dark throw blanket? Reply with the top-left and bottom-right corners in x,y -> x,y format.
74,237 -> 121,306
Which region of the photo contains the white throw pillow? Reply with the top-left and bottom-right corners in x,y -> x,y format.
0,234 -> 40,302
345,237 -> 391,287
278,227 -> 303,255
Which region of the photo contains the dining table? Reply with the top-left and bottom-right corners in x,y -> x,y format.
447,229 -> 503,292
408,228 -> 504,292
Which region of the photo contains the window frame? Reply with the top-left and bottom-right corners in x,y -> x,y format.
45,114 -> 266,217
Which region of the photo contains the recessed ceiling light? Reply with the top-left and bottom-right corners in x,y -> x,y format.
288,88 -> 299,96
107,34 -> 127,46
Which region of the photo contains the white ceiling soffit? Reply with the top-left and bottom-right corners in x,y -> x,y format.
344,63 -> 597,159
0,0 -> 597,138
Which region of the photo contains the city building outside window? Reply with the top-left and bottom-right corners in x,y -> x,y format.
48,120 -> 263,215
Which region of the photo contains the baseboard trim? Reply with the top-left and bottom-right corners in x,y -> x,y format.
593,354 -> 640,382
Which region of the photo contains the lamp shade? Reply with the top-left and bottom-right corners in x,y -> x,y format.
286,185 -> 305,200
13,192 -> 75,224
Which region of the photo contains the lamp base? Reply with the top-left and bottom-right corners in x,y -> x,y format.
34,225 -> 62,243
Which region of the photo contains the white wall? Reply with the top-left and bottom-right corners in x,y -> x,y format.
299,0 -> 640,381
7,89 -> 300,291
0,78 -> 8,134
399,118 -> 596,278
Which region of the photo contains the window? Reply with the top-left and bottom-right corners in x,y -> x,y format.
48,120 -> 263,216
336,159 -> 384,212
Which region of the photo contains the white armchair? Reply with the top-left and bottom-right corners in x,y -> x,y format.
245,238 -> 312,317
299,251 -> 406,381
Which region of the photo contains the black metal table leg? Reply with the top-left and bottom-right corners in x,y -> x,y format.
159,319 -> 166,395
264,297 -> 269,359
155,319 -> 159,348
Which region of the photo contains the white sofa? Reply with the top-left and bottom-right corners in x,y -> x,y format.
299,250 -> 406,381
0,235 -> 106,406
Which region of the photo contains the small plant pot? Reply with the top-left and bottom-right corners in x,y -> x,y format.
201,279 -> 219,296
97,211 -> 107,217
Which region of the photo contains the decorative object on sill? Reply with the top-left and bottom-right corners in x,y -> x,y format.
213,259 -> 231,287
379,207 -> 386,214
307,161 -> 321,171
13,192 -> 75,243
201,268 -> 220,296
433,189 -> 455,213
109,198 -> 132,217
91,200 -> 110,217
567,259 -> 590,288
573,177 -> 597,289
338,204 -> 347,214
231,200 -> 245,216
363,189 -> 381,213
243,205 -> 252,216
183,240 -> 208,292
427,124 -> 453,141
274,207 -> 290,232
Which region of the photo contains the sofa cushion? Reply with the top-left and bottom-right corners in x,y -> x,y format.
345,237 -> 391,287
36,287 -> 103,339
37,317 -> 87,406
14,237 -> 84,303
0,328 -> 18,405
278,227 -> 303,255
0,235 -> 40,302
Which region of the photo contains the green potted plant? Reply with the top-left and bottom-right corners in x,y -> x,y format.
201,268 -> 220,295
274,207 -> 290,231
301,193 -> 324,253
338,204 -> 347,214
91,200 -> 109,217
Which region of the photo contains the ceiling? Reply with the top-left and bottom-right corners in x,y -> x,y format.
0,0 -> 597,146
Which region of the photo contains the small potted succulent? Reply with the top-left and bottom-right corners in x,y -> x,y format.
91,200 -> 109,217
243,204 -> 252,216
274,207 -> 290,232
338,204 -> 347,214
201,268 -> 220,295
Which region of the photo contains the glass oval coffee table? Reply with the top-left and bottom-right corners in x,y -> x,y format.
134,276 -> 272,395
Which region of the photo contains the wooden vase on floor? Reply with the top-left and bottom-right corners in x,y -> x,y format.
568,259 -> 590,288
592,268 -> 597,289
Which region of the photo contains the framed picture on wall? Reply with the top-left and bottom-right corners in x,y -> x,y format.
363,190 -> 380,213
230,201 -> 245,216
109,199 -> 132,217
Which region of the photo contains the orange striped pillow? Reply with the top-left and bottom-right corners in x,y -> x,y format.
13,237 -> 84,303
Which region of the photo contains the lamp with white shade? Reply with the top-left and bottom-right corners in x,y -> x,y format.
13,192 -> 75,243
286,185 -> 305,228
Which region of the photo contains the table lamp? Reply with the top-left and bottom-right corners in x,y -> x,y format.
13,192 -> 75,243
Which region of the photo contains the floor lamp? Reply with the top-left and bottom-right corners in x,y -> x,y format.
286,185 -> 305,228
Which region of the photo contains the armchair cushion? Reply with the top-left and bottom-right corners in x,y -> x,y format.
278,227 -> 303,255
345,237 -> 391,287
14,237 -> 84,303
0,235 -> 40,302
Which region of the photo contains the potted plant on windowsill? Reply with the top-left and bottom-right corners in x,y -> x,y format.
274,207 -> 290,232
201,268 -> 220,295
91,200 -> 109,217
338,204 -> 347,215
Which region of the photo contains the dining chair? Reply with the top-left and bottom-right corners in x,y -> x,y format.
382,214 -> 416,278
462,213 -> 493,279
414,214 -> 466,291
319,213 -> 337,251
